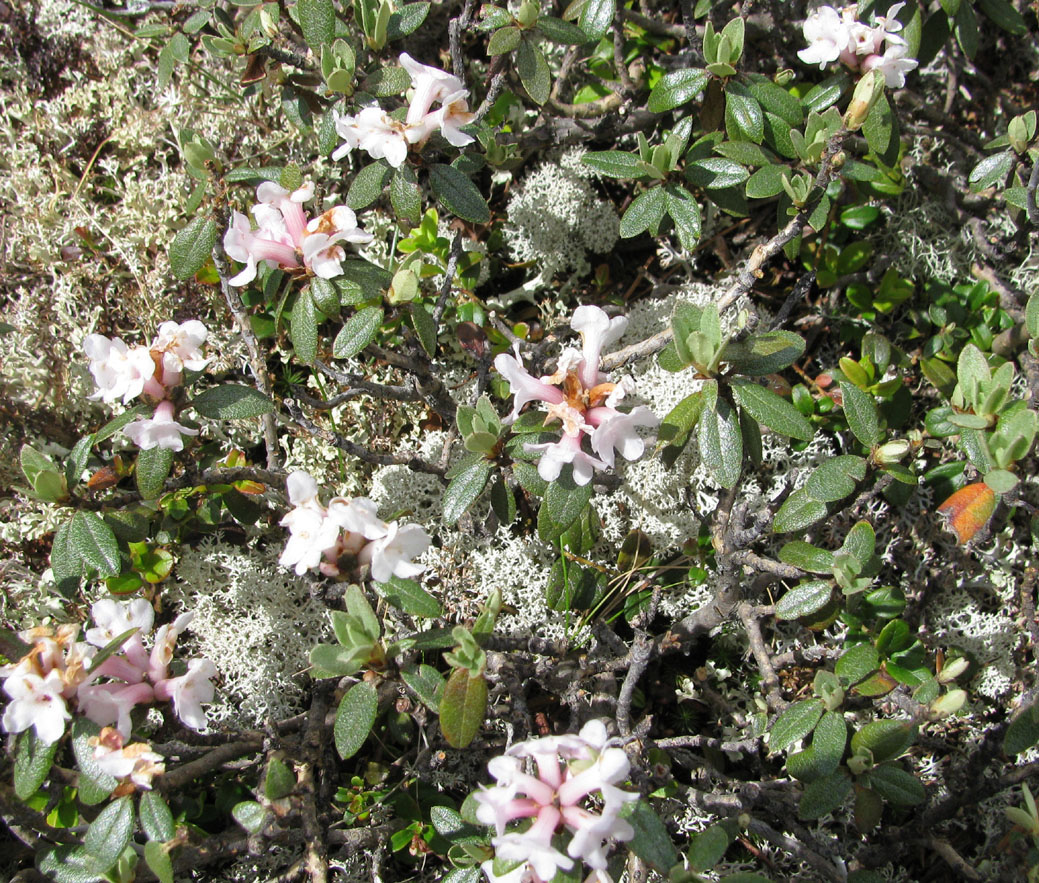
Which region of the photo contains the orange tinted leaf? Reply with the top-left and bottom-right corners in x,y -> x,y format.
937,482 -> 996,544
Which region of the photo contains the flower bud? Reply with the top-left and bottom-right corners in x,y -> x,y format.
875,439 -> 911,464
937,656 -> 970,684
931,689 -> 967,717
843,70 -> 886,132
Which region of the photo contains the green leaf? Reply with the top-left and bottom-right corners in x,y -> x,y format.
659,390 -> 705,447
14,729 -> 60,800
347,160 -> 391,210
516,37 -> 550,105
290,288 -> 319,364
264,756 -> 295,800
809,710 -> 848,776
139,791 -> 176,842
731,380 -> 813,440
619,800 -> 681,873
779,541 -> 834,573
724,330 -> 805,374
297,0 -> 336,51
374,576 -> 443,617
685,157 -> 749,189
867,764 -> 925,806
191,384 -> 275,419
770,698 -> 825,753
442,458 -> 493,525
582,150 -> 657,179
93,405 -> 148,444
487,25 -> 522,54
648,68 -> 710,113
390,165 -> 422,227
836,642 -> 880,687
862,92 -> 898,167
1004,700 -> 1039,755
232,801 -> 267,834
697,387 -> 743,488
429,163 -> 490,224
954,0 -> 979,57
440,668 -> 488,748
71,720 -> 117,806
773,487 -> 828,533
804,455 -> 867,503
852,720 -> 915,763
619,186 -> 667,237
69,510 -> 120,578
969,150 -> 1014,192
775,580 -> 834,621
51,521 -> 81,596
136,446 -> 174,501
83,797 -> 134,873
839,381 -> 882,446
746,75 -> 803,126
401,663 -> 444,712
144,842 -> 174,883
309,277 -> 340,318
664,184 -> 702,250
977,0 -> 1027,33
335,682 -> 379,759
801,71 -> 850,113
745,164 -> 788,198
386,1 -> 430,39
537,15 -> 589,44
333,306 -> 384,359
170,216 -> 217,280
579,0 -> 614,42
841,520 -> 876,566
409,303 -> 437,358
725,87 -> 764,143
687,821 -> 734,872
65,437 -> 93,488
799,771 -> 851,819
541,468 -> 594,541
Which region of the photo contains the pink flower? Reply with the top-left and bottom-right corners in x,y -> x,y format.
123,400 -> 199,452
494,306 -> 657,486
84,334 -> 162,404
1,668 -> 71,744
224,182 -> 372,285
798,3 -> 916,87
77,682 -> 156,737
91,727 -> 165,791
861,39 -> 918,88
474,720 -> 638,883
798,5 -> 850,68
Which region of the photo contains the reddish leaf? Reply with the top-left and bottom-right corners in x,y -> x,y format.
937,481 -> 996,544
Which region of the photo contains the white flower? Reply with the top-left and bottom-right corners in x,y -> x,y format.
152,319 -> 209,385
361,521 -> 430,582
588,406 -> 659,469
123,400 -> 199,451
84,334 -> 159,404
798,5 -> 851,68
862,39 -> 918,88
160,658 -> 218,730
571,305 -> 628,390
85,598 -> 155,649
279,506 -> 342,575
525,434 -> 608,486
328,496 -> 389,540
77,682 -> 156,737
91,728 -> 165,790
400,52 -> 467,123
302,206 -> 374,279
2,669 -> 71,744
332,106 -> 410,168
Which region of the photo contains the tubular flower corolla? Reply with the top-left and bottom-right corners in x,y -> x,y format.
493,306 -> 658,486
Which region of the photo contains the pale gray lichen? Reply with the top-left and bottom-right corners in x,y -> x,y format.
503,148 -> 619,287
167,537 -> 332,726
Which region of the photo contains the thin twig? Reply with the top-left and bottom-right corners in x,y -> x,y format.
160,738 -> 263,791
738,602 -> 786,712
433,232 -> 464,329
616,631 -> 652,737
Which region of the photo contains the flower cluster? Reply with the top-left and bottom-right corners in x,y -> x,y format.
799,3 -> 918,88
279,470 -> 430,582
1,598 -> 217,762
494,306 -> 658,486
474,720 -> 638,883
332,53 -> 475,169
224,180 -> 373,286
84,320 -> 208,451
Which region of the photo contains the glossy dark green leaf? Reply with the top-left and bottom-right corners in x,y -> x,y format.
969,150 -> 1014,192
374,576 -> 443,617
139,790 -> 176,842
72,720 -> 117,806
390,165 -> 422,226
401,663 -> 444,712
863,92 -> 899,167
291,288 -> 320,364
804,455 -> 867,503
83,797 -> 134,873
685,157 -> 749,189
664,184 -> 702,249
648,68 -> 710,113
725,87 -> 764,143
851,720 -> 914,763
1004,700 -> 1039,755
170,216 -> 217,280
773,487 -> 828,533
69,510 -> 120,577
732,380 -> 813,440
347,160 -> 391,210
619,186 -> 667,237
579,0 -> 615,41
14,729 -> 59,800
775,580 -> 835,620
386,1 -> 430,39
582,151 -> 657,180
799,771 -> 851,819
698,389 -> 742,488
779,541 -> 835,573
619,799 -> 681,873
724,330 -> 805,375
516,37 -> 550,105
537,15 -> 588,43
442,458 -> 492,525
